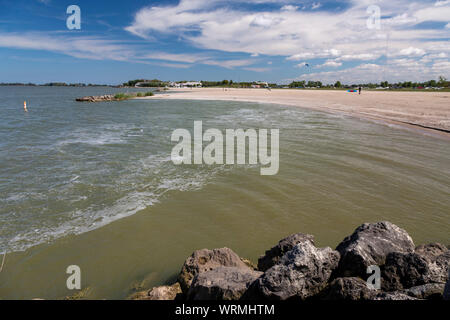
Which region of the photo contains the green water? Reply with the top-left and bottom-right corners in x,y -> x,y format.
0,86 -> 449,299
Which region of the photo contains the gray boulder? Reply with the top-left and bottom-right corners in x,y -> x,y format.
336,221 -> 415,278
415,243 -> 448,261
375,292 -> 419,300
178,247 -> 251,293
320,277 -> 377,300
381,250 -> 449,292
403,283 -> 445,300
429,251 -> 450,283
381,252 -> 430,291
444,272 -> 450,300
258,233 -> 315,272
247,240 -> 340,300
187,266 -> 263,300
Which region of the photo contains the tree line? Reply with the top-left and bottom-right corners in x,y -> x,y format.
289,76 -> 449,89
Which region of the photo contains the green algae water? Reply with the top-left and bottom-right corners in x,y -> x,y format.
0,86 -> 449,299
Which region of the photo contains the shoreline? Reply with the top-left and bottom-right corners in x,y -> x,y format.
130,221 -> 450,301
141,88 -> 450,140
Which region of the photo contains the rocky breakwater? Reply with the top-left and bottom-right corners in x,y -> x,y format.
76,91 -> 154,102
75,95 -> 116,102
131,221 -> 450,300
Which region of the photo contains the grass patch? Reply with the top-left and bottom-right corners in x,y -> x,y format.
113,91 -> 154,101
114,93 -> 133,100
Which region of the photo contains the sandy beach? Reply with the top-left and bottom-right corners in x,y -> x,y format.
146,88 -> 450,138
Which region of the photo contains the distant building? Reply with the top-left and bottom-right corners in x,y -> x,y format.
168,81 -> 202,88
251,81 -> 269,88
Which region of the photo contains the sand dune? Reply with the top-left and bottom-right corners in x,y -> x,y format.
145,88 -> 450,138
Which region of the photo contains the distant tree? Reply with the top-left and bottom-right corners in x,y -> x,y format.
334,81 -> 342,88
289,81 -> 305,88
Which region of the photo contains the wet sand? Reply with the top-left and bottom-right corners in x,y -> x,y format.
144,88 -> 450,138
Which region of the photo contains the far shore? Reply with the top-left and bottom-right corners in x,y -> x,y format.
140,88 -> 450,139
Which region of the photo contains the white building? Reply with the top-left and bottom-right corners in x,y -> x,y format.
169,81 -> 202,88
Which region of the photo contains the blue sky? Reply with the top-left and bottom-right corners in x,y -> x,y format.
0,0 -> 449,84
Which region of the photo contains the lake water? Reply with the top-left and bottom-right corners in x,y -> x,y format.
0,86 -> 449,299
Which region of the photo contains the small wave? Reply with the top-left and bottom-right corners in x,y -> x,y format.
0,151 -> 229,254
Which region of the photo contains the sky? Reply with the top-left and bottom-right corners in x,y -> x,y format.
0,0 -> 449,84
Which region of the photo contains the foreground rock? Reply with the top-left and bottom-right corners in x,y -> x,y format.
403,283 -> 445,300
444,274 -> 450,300
381,252 -> 430,291
257,233 -> 315,272
246,239 -> 340,300
415,243 -> 448,261
320,277 -> 377,300
374,292 -> 419,300
336,221 -> 415,278
130,283 -> 182,300
137,221 -> 446,301
187,266 -> 262,300
178,247 -> 252,293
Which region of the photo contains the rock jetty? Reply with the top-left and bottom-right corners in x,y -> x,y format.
131,221 -> 449,300
76,91 -> 154,102
75,95 -> 116,102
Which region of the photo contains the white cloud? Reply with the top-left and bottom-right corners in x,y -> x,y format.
244,67 -> 271,72
434,0 -> 450,7
318,60 -> 342,68
287,49 -> 341,61
296,62 -> 310,68
337,53 -> 379,61
0,33 -> 135,62
202,59 -> 255,68
250,14 -> 283,28
398,47 -> 426,57
142,52 -> 208,63
288,57 -> 449,84
281,5 -> 298,12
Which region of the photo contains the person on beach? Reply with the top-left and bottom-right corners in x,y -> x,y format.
358,86 -> 362,95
